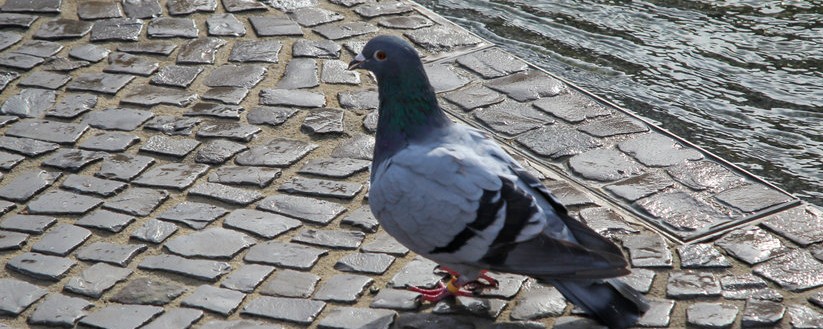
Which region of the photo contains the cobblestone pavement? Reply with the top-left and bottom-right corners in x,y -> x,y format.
0,0 -> 822,328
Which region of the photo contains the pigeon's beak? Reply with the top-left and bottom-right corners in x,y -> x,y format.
348,52 -> 366,70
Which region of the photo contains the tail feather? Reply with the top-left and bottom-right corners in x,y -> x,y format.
546,278 -> 649,329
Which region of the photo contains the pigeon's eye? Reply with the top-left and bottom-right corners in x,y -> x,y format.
374,50 -> 387,61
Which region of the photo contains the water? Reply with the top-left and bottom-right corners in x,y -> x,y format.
416,0 -> 823,206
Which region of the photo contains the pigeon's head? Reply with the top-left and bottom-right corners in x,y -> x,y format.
348,35 -> 424,79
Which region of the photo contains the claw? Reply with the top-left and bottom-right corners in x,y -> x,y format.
406,275 -> 473,302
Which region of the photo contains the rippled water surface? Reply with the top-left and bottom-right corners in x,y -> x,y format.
417,0 -> 823,206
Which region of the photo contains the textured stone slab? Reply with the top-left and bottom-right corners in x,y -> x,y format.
84,108 -> 153,131
677,243 -> 731,268
7,120 -> 88,144
0,32 -> 21,52
223,209 -> 301,239
207,13 -> 245,36
0,150 -> 23,170
118,41 -> 175,55
338,90 -> 378,110
577,115 -> 649,137
221,264 -> 275,293
177,37 -> 227,64
636,190 -> 730,237
156,201 -> 228,230
199,319 -> 281,329
370,288 -> 421,311
40,56 -> 91,71
615,268 -> 656,294
260,88 -> 326,108
432,296 -> 507,319
242,296 -> 325,325
720,273 -> 783,301
167,0 -> 216,15
0,52 -> 44,69
194,139 -> 248,164
258,194 -> 346,225
0,230 -> 27,251
578,207 -> 640,239
715,183 -> 793,213
185,102 -> 244,119
31,224 -> 91,256
121,84 -> 198,107
340,206 -> 379,233
604,171 -> 675,201
28,293 -> 92,327
229,39 -> 282,63
96,154 -> 155,181
715,226 -> 788,265
236,138 -> 317,167
536,91 -> 608,121
456,47 -> 528,79
18,71 -> 70,89
209,166 -> 281,187
294,39 -> 341,58
196,122 -> 261,141
0,13 -> 38,27
245,241 -> 328,270
27,190 -> 103,215
567,148 -> 643,182
121,0 -> 161,18
762,205 -> 823,246
276,58 -> 318,89
516,125 -> 601,159
202,87 -> 250,104
47,93 -> 97,119
293,228 -> 365,249
78,131 -> 140,152
279,176 -> 362,199
290,6 -> 343,26
313,273 -> 373,303
76,209 -> 134,233
0,136 -> 58,156
753,250 -> 823,291
222,0 -> 267,11
0,278 -> 47,315
79,304 -> 163,329
622,234 -> 673,268
335,252 -> 395,274
443,85 -> 505,111
260,268 -> 320,298
299,157 -> 370,178
104,52 -> 158,76
378,14 -> 433,29
1,88 -> 55,118
426,63 -> 471,93
165,227 -> 255,259
145,115 -> 198,135
0,215 -> 56,234
388,256 -> 442,289
77,0 -> 123,19
204,64 -> 267,88
182,285 -> 246,316
147,17 -> 197,38
249,16 -> 303,36
787,304 -> 823,328
314,21 -> 378,40
484,70 -> 565,102
151,65 -> 203,87
405,25 -> 483,51
130,218 -> 178,244
6,252 -> 75,281
76,242 -> 146,267
322,60 -> 360,84
741,299 -> 785,327
67,72 -> 134,94
473,100 -> 552,136
90,18 -> 143,41
138,254 -> 231,281
103,187 -> 169,216
64,262 -> 132,298
141,308 -> 203,329
13,39 -> 63,57
318,307 -> 396,329
686,302 -> 738,329
109,277 -> 186,305
42,148 -> 105,172
361,232 -> 409,256
667,271 -> 721,299
666,160 -> 746,191
0,70 -> 20,91
133,163 -> 208,189
618,133 -> 704,167
0,169 -> 60,202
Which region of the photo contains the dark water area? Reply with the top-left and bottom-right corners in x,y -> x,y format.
416,0 -> 823,206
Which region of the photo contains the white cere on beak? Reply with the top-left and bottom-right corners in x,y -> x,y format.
354,53 -> 366,62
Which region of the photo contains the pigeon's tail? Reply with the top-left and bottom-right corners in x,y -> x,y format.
546,278 -> 649,329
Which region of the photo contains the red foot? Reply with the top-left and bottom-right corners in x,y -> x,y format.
407,268 -> 501,302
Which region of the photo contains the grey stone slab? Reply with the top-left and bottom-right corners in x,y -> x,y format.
165,227 -> 255,259
151,65 -> 203,88
40,56 -> 91,71
117,41 -> 175,55
361,232 -> 409,256
388,256 -> 442,289
166,0 -> 216,15
76,209 -> 135,232
578,207 -> 640,239
47,93 -> 97,119
147,16 -> 197,38
78,131 -> 140,152
484,70 -> 565,102
618,133 -> 704,167
335,252 -> 395,274
67,72 -> 134,94
0,278 -> 47,316
577,115 -> 649,137
199,319 -> 282,329
742,299 -> 784,327
188,182 -> 264,205
330,134 -> 374,160
184,102 -> 244,119
426,62 -> 471,93
318,307 -> 396,329
762,205 -> 823,246
0,150 -> 23,170
109,277 -> 186,305
64,262 -> 132,298
196,121 -> 261,141
236,138 -> 317,167
222,0 -> 267,12
0,169 -> 60,202
516,125 -> 601,159
104,52 -> 159,76
77,0 -> 123,19
809,290 -> 823,309
378,15 -> 433,29
474,100 -> 553,136
31,224 -> 91,256
221,264 -> 275,293
207,13 -> 245,36
716,183 -> 793,213
144,115 -> 201,135
322,59 -> 359,84
1,88 -> 56,118
443,85 -> 505,112
715,226 -> 788,265
0,115 -> 18,127
354,0 -> 411,17
156,201 -> 228,230
0,69 -> 20,91
6,252 -> 75,281
293,39 -> 341,58
90,18 -> 143,41
686,302 -> 738,329
84,107 -> 153,131
667,160 -> 747,191
543,180 -> 595,207
18,71 -> 70,89
27,190 -> 103,215
122,0 -> 161,18
754,250 -> 823,291
249,16 -> 303,36
0,13 -> 37,27
257,194 -> 346,225
0,31 -> 21,52
405,25 -> 484,52
293,228 -> 365,249
260,268 -> 320,298
79,304 -> 163,329
0,52 -> 44,69
264,0 -> 316,10
42,148 -> 105,172
290,6 -> 343,26
182,285 -> 246,316
130,218 -> 178,244
532,92 -> 611,123
478,273 -> 528,299
203,87 -> 250,104
677,243 -> 731,269
636,190 -> 731,238
139,135 -> 200,158
302,108 -> 344,134
195,139 -> 248,164
245,241 -> 328,270
209,166 -> 281,187
0,136 -> 58,156
370,288 -> 421,311
13,40 -> 62,57
393,313 -> 476,329
276,58 -> 318,89
340,206 -> 379,232
0,214 -> 56,234
121,84 -> 198,107
667,271 -> 721,299
230,39 -> 281,63
223,209 -> 301,239
245,106 -> 297,126
96,153 -> 155,181
279,176 -> 362,199
260,88 -> 326,107
242,296 -> 325,325
787,304 -> 823,328
139,254 -> 231,281
141,308 -> 203,329
432,296 -> 507,319
313,273 -> 373,303
314,21 -> 378,40
604,171 -> 674,201
204,64 -> 267,88
299,157 -> 370,179
622,233 -> 673,268
615,268 -> 655,294
338,90 -> 378,110
103,187 -> 169,216
632,298 -> 674,327
177,37 -> 227,64
76,241 -> 147,267
0,230 -> 27,251
28,293 -> 92,327
454,48 -> 528,79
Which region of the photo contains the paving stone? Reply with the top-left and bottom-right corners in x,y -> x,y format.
483,70 -> 565,102
456,47 -> 528,79
314,21 -> 378,40
259,268 -> 319,298
577,207 -> 640,239
625,297 -> 672,327
476,273 -> 527,299
121,84 -> 198,107
104,52 -> 160,76
133,162 -> 208,190
509,279 -> 567,320
130,218 -> 178,244
361,231 -> 409,256
156,201 -> 228,230
388,255 -> 441,289
27,190 -> 103,215
41,56 -> 92,71
189,181 -> 264,205
203,87 -> 250,104
321,59 -> 360,84
442,85 -> 505,112
0,70 -> 20,91
42,148 -> 105,172
666,160 -> 747,191
318,307 -> 396,329
6,252 -> 75,281
195,139 -> 248,164
809,290 -> 823,308
0,52 -> 44,69
249,16 -> 303,36
535,92 -> 610,123
636,190 -> 731,238
207,13 -> 245,36
13,40 -> 63,57
677,243 -> 731,269
618,132 -> 704,167
76,209 -> 135,233
0,278 -> 47,315
472,100 -> 552,136
177,37 -> 227,64
0,230 -> 27,251
0,13 -> 38,27
78,131 -> 140,152
604,171 -> 675,201
244,241 -> 328,270
196,122 -> 261,141
236,138 -> 317,167
1,88 -> 56,118
147,16 -> 197,38
96,153 -> 155,181
299,158 -> 370,179
340,206 -> 378,233
204,64 -> 267,89
290,7 -> 343,27
741,299 -> 784,327
363,110 -> 378,132
165,227 -> 255,259
28,293 -> 92,327
427,63 -> 472,93
542,180 -> 594,207
393,313 -> 476,329
279,176 -> 362,199
83,108 -> 153,131
715,226 -> 788,265
121,0 -> 161,18
167,0 -> 216,15
293,39 -> 341,58
90,18 -> 143,41
516,125 -> 601,159
0,150 -> 23,170
716,183 -> 794,213
0,136 -> 58,156
0,214 -> 56,234
405,25 -> 484,52
182,285 -> 246,316
46,93 -> 97,119
18,71 -> 70,89
370,288 -> 421,311
719,273 -> 783,301
117,41 -> 176,55
612,268 -> 655,294
762,205 -> 823,246
378,14 -> 432,29
109,277 -> 186,305
31,224 -> 91,256
489,322 -> 547,329
77,0 -> 123,19
666,271 -> 721,299
230,39 -> 281,63
242,296 -> 325,325
787,304 -> 823,328
138,254 -> 231,281
185,102 -> 244,119
753,249 -> 823,291
221,264 -> 275,293
293,228 -> 365,250
79,304 -> 163,329
257,194 -> 344,225
313,273 -> 373,303
64,262 -> 132,298
335,252 -> 395,274
66,72 -> 134,94
577,115 -> 649,137
103,187 -> 169,216
0,169 -> 60,202
260,88 -> 326,107
200,319 -> 282,329
353,0 -> 411,17
151,65 -> 203,88
209,166 -> 281,187
301,108 -> 343,134
0,31 -> 21,52
223,209 -> 301,239
76,241 -> 147,267
621,233 -> 673,268
222,0 -> 268,12
276,58 -> 319,89
141,308 -> 203,329
686,302 -> 738,329
338,90 -> 378,110
0,115 -> 17,127
138,135 -> 201,158
567,149 -> 646,183
433,296 -> 507,319
265,0 -> 317,10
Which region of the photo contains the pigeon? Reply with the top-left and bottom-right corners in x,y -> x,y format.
349,35 -> 649,329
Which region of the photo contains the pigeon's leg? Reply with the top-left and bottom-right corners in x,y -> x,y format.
406,275 -> 474,302
436,266 -> 499,292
